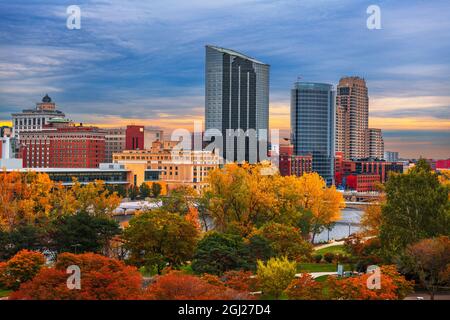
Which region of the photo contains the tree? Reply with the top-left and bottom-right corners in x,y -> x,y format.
139,183 -> 151,199
0,224 -> 47,261
145,271 -> 251,300
294,173 -> 344,242
325,265 -> 413,300
124,210 -> 199,274
380,159 -> 450,260
285,273 -> 324,300
161,185 -> 197,215
0,250 -> 46,290
49,211 -> 121,254
256,222 -> 313,262
10,253 -> 143,300
246,234 -> 274,266
192,232 -> 250,275
221,270 -> 258,293
256,256 -> 297,299
405,236 -> 450,300
151,182 -> 162,198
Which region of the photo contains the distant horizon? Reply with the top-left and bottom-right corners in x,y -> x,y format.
1,0 -> 449,158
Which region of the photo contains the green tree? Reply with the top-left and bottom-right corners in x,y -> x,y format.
161,185 -> 197,215
191,232 -> 250,275
257,222 -> 313,262
380,159 -> 450,260
0,224 -> 47,261
247,234 -> 274,267
49,211 -> 121,254
139,183 -> 151,199
124,210 -> 199,274
151,183 -> 162,198
257,256 -> 297,299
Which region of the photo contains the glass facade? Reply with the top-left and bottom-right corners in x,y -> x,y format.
205,45 -> 269,162
291,82 -> 335,185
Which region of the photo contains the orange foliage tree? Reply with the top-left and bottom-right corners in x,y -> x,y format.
285,273 -> 324,300
10,253 -> 143,300
325,265 -> 413,300
145,271 -> 252,300
0,249 -> 46,290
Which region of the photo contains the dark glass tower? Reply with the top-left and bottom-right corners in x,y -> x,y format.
291,82 -> 335,185
205,45 -> 269,163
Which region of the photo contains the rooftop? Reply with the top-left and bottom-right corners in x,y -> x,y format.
206,45 -> 269,66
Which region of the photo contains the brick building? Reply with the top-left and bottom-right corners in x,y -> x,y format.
125,125 -> 144,150
20,120 -> 105,168
278,144 -> 312,177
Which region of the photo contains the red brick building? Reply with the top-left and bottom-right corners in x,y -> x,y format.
278,145 -> 312,177
346,174 -> 381,192
20,121 -> 105,168
126,125 -> 144,150
335,157 -> 403,190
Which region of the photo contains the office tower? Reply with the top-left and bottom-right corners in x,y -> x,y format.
335,76 -> 369,160
12,94 -> 66,140
105,128 -> 126,163
126,125 -> 144,150
291,82 -> 335,185
384,151 -> 399,162
205,45 -> 270,163
368,128 -> 384,159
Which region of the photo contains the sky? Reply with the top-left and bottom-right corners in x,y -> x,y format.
0,0 -> 449,159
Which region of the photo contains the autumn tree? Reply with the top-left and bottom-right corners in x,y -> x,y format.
10,253 -> 143,300
285,273 -> 324,300
360,193 -> 385,237
325,265 -> 413,300
221,270 -> 258,293
191,232 -> 250,275
256,256 -> 297,299
124,210 -> 199,274
145,271 -> 251,300
0,250 -> 46,290
380,159 -> 450,260
256,222 -> 313,262
404,236 -> 450,300
161,185 -> 197,215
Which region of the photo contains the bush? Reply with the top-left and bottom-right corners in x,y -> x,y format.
285,273 -> 324,300
257,257 -> 297,299
323,252 -> 335,263
313,254 -> 322,263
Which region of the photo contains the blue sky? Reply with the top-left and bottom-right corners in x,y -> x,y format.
0,0 -> 449,158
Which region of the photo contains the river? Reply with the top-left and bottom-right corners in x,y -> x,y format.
313,207 -> 363,244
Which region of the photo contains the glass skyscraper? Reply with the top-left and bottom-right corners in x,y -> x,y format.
205,45 -> 269,163
291,82 -> 335,185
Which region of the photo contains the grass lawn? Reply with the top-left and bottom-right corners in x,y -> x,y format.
297,263 -> 352,273
314,275 -> 329,283
0,289 -> 11,298
314,245 -> 347,256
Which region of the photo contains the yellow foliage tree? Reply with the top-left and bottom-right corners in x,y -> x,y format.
256,256 -> 297,299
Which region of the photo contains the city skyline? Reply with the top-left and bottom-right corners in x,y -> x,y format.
1,0 -> 449,158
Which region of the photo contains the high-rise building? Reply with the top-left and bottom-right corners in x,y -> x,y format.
335,77 -> 369,160
105,128 -> 126,163
12,94 -> 66,140
384,151 -> 399,162
368,128 -> 384,159
205,45 -> 270,163
126,125 -> 144,150
291,82 -> 336,185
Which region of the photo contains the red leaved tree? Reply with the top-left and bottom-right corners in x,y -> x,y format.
10,252 -> 143,300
